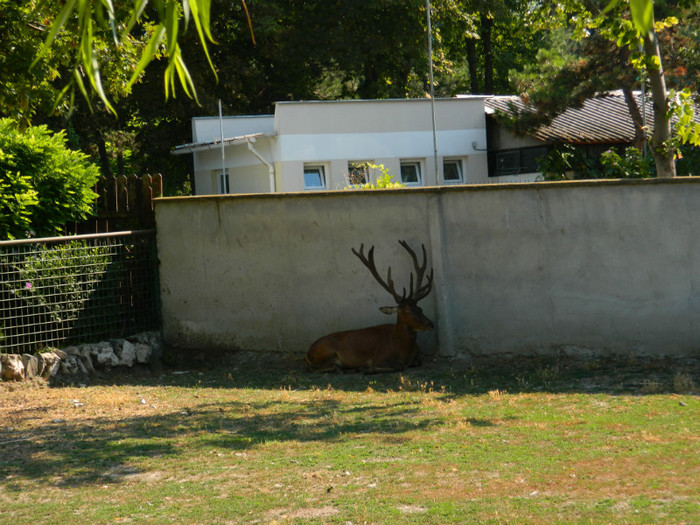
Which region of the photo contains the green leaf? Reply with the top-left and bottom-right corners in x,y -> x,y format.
31,0 -> 78,69
629,0 -> 654,35
126,0 -> 149,32
126,25 -> 167,91
73,68 -> 93,113
187,0 -> 218,82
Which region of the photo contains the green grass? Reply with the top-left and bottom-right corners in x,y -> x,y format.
0,357 -> 698,524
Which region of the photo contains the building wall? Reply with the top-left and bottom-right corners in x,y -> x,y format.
190,98 -> 490,195
156,179 -> 700,360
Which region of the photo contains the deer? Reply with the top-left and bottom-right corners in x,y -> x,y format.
306,240 -> 434,373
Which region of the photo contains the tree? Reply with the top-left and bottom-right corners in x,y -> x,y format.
0,118 -> 100,239
30,0 -> 217,114
460,1 -> 538,95
0,1 -> 74,127
509,0 -> 699,178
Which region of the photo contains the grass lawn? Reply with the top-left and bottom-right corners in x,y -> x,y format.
0,355 -> 698,524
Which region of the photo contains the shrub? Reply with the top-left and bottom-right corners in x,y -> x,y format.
536,144 -> 597,180
0,118 -> 100,239
344,163 -> 404,190
10,241 -> 112,323
0,169 -> 38,240
599,147 -> 655,179
677,143 -> 700,177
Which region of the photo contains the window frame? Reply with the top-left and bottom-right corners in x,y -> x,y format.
399,160 -> 423,186
303,164 -> 327,190
443,158 -> 464,184
489,146 -> 549,177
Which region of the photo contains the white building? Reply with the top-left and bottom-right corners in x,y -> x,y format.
173,97 -> 499,195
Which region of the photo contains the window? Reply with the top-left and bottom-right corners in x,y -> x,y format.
347,161 -> 370,185
304,165 -> 326,190
496,151 -> 520,176
216,169 -> 230,194
490,146 -> 548,177
443,159 -> 464,183
400,161 -> 422,185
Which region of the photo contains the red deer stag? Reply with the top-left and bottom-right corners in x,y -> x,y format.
306,240 -> 434,373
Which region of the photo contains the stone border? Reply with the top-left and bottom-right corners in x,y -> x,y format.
0,331 -> 162,382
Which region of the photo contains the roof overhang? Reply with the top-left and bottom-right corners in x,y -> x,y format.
171,132 -> 276,155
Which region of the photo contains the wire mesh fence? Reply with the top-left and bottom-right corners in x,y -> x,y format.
0,230 -> 159,354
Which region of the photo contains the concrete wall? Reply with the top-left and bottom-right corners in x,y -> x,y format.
156,179 -> 700,359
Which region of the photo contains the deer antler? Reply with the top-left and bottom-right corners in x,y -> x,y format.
398,240 -> 434,302
352,242 -> 434,304
352,244 -> 405,303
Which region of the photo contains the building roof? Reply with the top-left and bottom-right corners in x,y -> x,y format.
172,132 -> 275,155
484,91 -> 694,145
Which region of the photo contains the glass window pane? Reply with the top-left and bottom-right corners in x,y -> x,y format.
496,151 -> 520,176
443,160 -> 463,181
400,163 -> 420,184
521,147 -> 548,173
304,167 -> 325,188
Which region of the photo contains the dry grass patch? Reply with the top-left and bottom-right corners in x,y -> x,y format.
0,358 -> 698,524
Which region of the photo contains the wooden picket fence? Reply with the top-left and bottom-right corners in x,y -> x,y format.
66,174 -> 163,234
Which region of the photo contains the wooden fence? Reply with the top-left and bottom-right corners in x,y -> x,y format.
66,174 -> 163,234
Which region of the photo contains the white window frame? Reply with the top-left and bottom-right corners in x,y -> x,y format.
303,164 -> 327,190
215,169 -> 230,194
443,158 -> 464,184
399,160 -> 423,186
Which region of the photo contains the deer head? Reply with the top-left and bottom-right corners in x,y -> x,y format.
352,240 -> 434,331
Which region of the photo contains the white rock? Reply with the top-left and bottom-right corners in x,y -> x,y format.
135,343 -> 152,363
63,346 -> 82,356
21,354 -> 39,379
80,354 -> 96,374
1,354 -> 25,381
60,355 -> 81,375
117,340 -> 137,367
91,341 -> 119,367
38,352 -> 62,378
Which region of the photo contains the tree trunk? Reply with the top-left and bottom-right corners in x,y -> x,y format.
96,134 -> 113,178
642,30 -> 676,178
621,86 -> 646,150
480,13 -> 494,94
465,38 -> 479,94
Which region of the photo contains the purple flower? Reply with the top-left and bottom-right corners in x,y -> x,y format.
25,282 -> 32,290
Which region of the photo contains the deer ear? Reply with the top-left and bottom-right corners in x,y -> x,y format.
379,306 -> 398,315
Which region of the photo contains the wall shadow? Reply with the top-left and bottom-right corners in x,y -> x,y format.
0,395 -> 494,490
91,351 -> 700,397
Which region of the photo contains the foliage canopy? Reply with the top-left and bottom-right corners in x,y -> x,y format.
0,118 -> 99,239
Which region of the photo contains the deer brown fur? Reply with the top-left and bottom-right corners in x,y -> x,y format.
306,241 -> 434,373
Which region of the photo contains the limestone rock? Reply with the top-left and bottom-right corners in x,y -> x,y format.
116,340 -> 137,367
37,351 -> 62,378
91,341 -> 119,367
60,354 -> 87,375
135,343 -> 152,363
63,346 -> 82,356
1,354 -> 25,381
21,354 -> 39,379
80,353 -> 96,374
